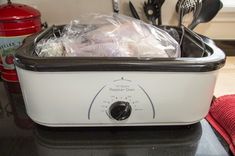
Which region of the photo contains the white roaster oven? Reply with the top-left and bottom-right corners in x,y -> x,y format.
14,24 -> 225,127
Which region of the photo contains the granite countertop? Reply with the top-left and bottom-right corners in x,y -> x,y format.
0,78 -> 232,156
0,116 -> 231,156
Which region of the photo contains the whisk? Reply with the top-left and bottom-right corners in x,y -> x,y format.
175,0 -> 202,27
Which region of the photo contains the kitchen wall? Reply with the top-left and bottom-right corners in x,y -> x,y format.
0,0 -> 179,25
1,0 -> 234,39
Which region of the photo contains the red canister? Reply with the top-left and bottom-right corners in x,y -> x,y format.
0,0 -> 42,129
0,0 -> 42,69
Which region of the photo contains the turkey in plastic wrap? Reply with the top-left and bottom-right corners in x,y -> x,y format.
35,14 -> 181,58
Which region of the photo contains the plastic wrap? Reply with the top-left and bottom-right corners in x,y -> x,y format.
35,38 -> 65,57
35,14 -> 181,58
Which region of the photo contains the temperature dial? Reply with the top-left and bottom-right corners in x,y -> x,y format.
109,101 -> 132,121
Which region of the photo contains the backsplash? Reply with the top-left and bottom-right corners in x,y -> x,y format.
0,0 -> 178,25
0,0 -> 234,39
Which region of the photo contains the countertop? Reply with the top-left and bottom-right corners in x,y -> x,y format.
0,77 -> 232,156
0,116 -> 231,156
214,56 -> 235,97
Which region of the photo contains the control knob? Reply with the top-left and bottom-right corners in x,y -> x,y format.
109,101 -> 132,121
